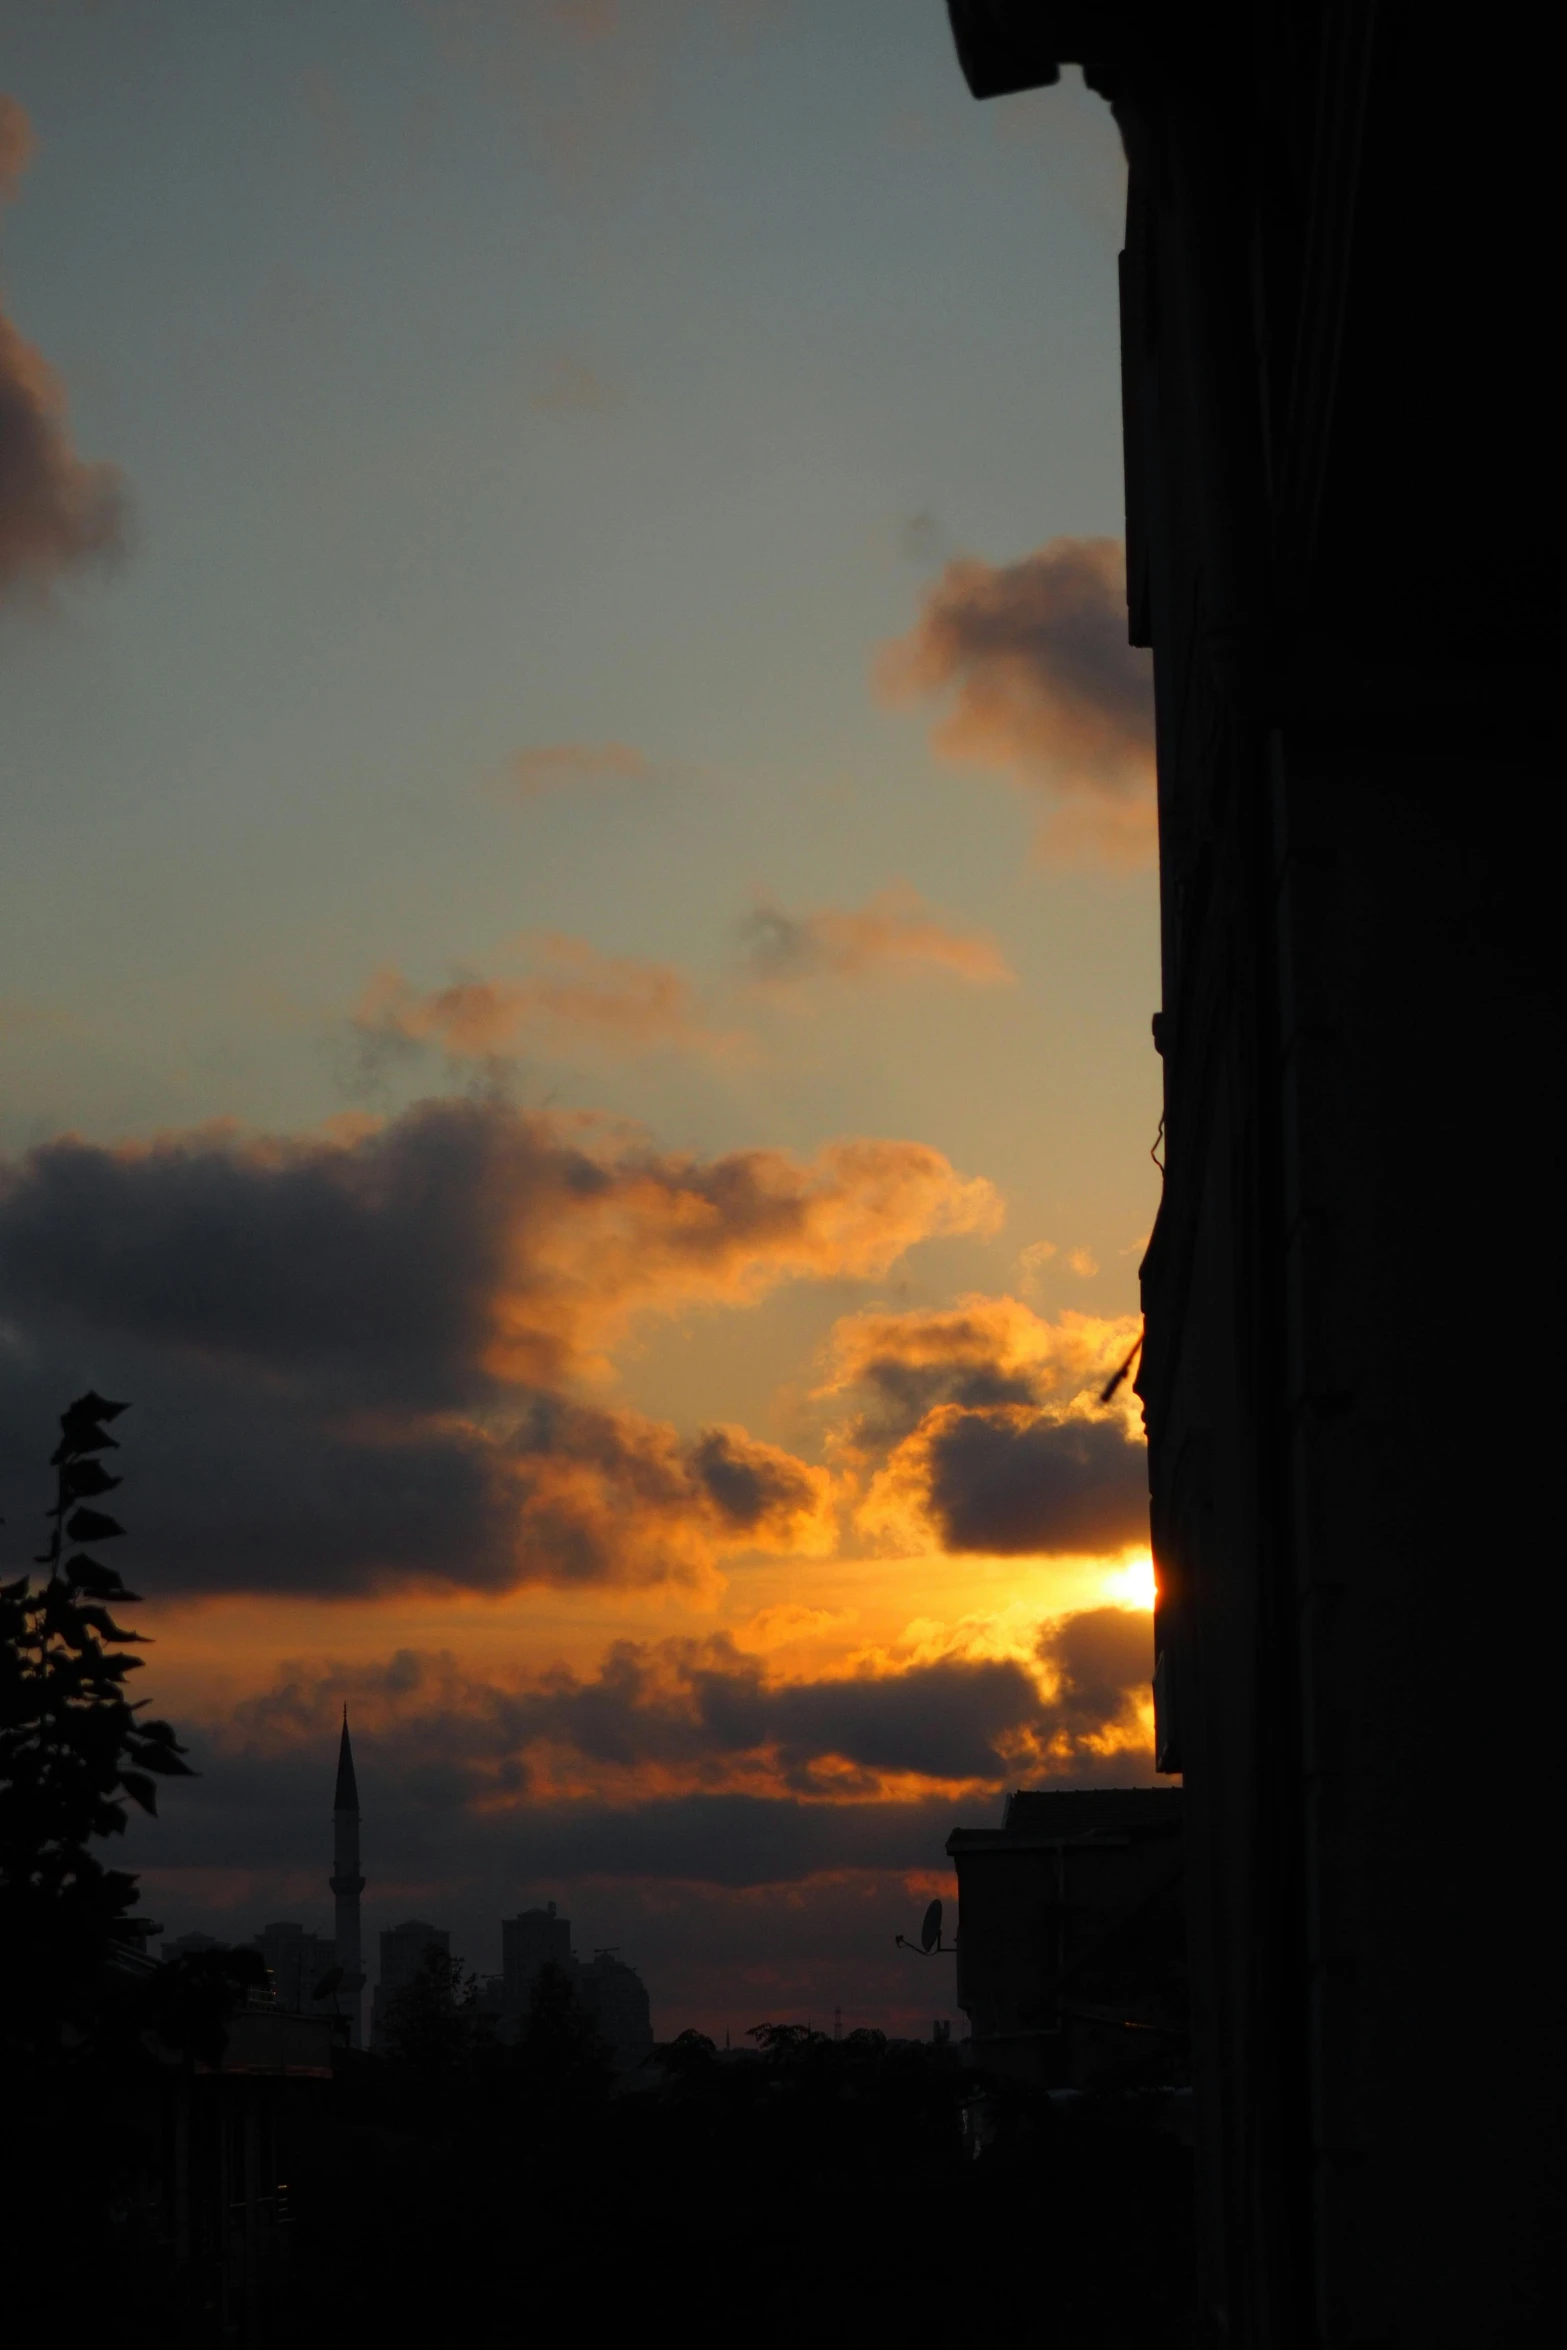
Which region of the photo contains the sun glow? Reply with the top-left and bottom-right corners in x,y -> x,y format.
1099,1551 -> 1156,1611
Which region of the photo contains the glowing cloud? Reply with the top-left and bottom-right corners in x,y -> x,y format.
180,1605 -> 1152,1817
817,1296 -> 1146,1560
352,936 -> 741,1065
875,537 -> 1154,865
0,1099 -> 995,1596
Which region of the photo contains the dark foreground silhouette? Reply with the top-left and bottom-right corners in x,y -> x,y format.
280,1974 -> 1195,2349
4,1399 -> 1192,2345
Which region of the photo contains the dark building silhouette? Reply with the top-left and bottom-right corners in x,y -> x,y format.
372,1919 -> 450,2047
948,1787 -> 1184,2088
500,1903 -> 653,2064
251,1921 -> 337,2018
577,1949 -> 655,2069
947,7 -> 1561,2343
111,1938 -> 340,2340
501,1901 -> 573,2023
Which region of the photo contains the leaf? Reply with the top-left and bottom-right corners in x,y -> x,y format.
63,1556 -> 137,1601
120,1770 -> 158,1815
65,1508 -> 126,1543
74,1606 -> 147,1644
65,1390 -> 130,1422
62,1459 -> 122,1500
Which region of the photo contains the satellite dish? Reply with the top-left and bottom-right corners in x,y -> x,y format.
311,1965 -> 344,2004
920,1899 -> 943,1954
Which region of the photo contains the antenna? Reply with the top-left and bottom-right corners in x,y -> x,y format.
895,1897 -> 953,1957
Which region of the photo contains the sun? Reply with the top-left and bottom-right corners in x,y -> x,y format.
1099,1551 -> 1156,1611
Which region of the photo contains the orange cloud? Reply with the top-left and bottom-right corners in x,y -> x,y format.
352,936 -> 740,1064
172,1599 -> 1151,1827
816,1296 -> 1146,1561
0,1098 -> 995,1596
875,537 -> 1154,866
0,96 -> 127,597
502,741 -> 661,800
490,1129 -> 1002,1384
483,1400 -> 838,1593
739,882 -> 1012,988
820,1295 -> 1138,1450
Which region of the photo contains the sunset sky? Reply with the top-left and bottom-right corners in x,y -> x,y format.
0,3 -> 1159,2039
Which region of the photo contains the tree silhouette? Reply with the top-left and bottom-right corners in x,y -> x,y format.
0,1392 -> 197,2057
378,1944 -> 494,2075
2,1394 -> 264,2335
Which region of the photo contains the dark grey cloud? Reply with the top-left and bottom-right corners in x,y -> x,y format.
850,1352 -> 1040,1448
221,1637 -> 1053,1799
922,1410 -> 1148,1556
129,1616 -> 1154,1890
687,1427 -> 821,1534
1047,1607 -> 1155,1733
5,1099 -> 990,1595
178,1615 -> 1150,1824
0,1105 -> 533,1402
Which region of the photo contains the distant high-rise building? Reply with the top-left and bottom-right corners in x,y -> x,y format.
499,1905 -> 652,2063
330,1709 -> 365,2046
578,1950 -> 653,2068
253,1920 -> 339,2015
501,1902 -> 572,2023
162,1930 -> 218,1960
372,1919 -> 450,2048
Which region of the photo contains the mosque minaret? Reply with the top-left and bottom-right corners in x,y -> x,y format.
331,1708 -> 366,2047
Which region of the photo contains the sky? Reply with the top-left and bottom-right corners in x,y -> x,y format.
0,2 -> 1160,2040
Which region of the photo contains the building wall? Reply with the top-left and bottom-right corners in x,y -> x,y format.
948,1788 -> 1185,2089
945,8 -> 1562,2342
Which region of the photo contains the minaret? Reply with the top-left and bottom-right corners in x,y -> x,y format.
331,1708 -> 366,2047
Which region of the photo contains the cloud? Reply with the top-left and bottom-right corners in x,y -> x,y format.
147,1609 -> 1152,1832
1046,1606 -> 1155,1740
127,1612 -> 1155,2027
820,1295 -> 1138,1452
0,1097 -> 994,1595
350,936 -> 742,1068
875,537 -> 1154,864
738,883 -> 1011,988
1015,1239 -> 1057,1297
501,741 -> 662,801
911,1408 -> 1148,1557
0,96 -> 127,597
817,1296 -> 1147,1559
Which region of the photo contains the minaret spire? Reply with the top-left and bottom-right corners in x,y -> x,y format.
330,1707 -> 365,2047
